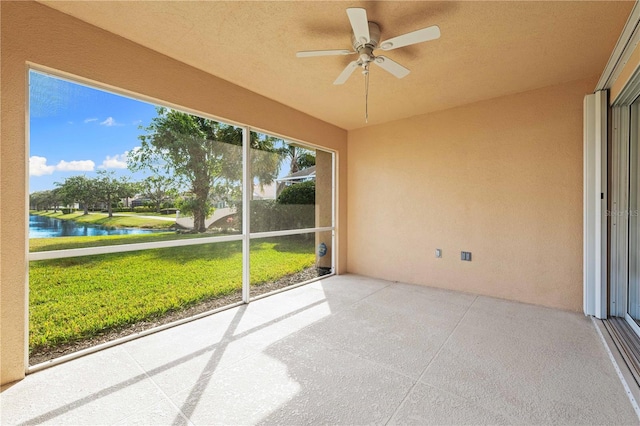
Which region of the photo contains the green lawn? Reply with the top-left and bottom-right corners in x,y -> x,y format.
31,210 -> 174,229
29,234 -> 315,353
30,232 -> 207,252
113,211 -> 178,218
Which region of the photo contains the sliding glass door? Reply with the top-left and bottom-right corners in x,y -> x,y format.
628,100 -> 640,328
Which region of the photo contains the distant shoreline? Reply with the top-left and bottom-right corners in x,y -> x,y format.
29,210 -> 175,231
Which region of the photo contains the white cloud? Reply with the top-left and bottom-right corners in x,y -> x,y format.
29,156 -> 55,176
99,153 -> 128,169
100,117 -> 120,126
55,160 -> 95,172
84,118 -> 98,123
29,157 -> 95,176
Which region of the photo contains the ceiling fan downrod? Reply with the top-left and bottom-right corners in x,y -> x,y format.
363,63 -> 370,123
352,23 -> 378,124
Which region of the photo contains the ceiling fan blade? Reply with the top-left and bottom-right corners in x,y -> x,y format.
379,25 -> 441,51
373,56 -> 410,79
296,49 -> 354,58
347,8 -> 370,44
334,61 -> 359,85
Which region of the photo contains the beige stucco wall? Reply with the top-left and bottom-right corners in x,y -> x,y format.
347,77 -> 596,312
0,1 -> 347,385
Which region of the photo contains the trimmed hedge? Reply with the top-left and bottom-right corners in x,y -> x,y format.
277,181 -> 315,205
235,200 -> 315,232
133,206 -> 156,213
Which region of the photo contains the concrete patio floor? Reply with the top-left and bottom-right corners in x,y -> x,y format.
1,275 -> 638,425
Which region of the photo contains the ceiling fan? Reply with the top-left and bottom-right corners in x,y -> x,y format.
296,7 -> 441,122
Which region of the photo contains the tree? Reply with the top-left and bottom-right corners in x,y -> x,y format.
56,175 -> 97,215
280,145 -> 316,175
130,107 -> 281,232
130,108 -> 233,231
47,188 -> 62,212
297,151 -> 316,170
250,133 -> 282,197
94,170 -> 132,217
215,126 -> 283,198
140,175 -> 177,213
120,179 -> 140,209
29,192 -> 42,210
30,190 -> 59,211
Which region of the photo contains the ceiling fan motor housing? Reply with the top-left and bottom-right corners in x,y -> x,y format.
352,21 -> 381,64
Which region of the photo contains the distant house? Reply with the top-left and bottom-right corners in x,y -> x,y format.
130,198 -> 150,208
252,182 -> 276,200
275,166 -> 316,198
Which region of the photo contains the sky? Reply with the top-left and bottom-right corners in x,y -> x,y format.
29,70 -> 160,193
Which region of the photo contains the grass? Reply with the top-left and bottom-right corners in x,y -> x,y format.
29,233 -> 315,353
115,211 -> 178,218
29,232 -> 208,252
31,210 -> 174,229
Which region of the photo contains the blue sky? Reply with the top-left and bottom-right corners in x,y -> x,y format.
29,70 -> 158,193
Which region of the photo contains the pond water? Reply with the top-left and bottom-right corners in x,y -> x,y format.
29,214 -> 164,238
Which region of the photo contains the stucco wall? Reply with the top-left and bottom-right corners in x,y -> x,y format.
0,1 -> 347,385
347,77 -> 596,312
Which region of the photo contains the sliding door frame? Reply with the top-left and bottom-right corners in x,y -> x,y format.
593,0 -> 640,325
611,69 -> 640,334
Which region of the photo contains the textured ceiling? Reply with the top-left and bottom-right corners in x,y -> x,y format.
39,1 -> 633,130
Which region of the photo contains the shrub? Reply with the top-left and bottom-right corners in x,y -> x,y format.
133,206 -> 156,213
277,181 -> 315,205
235,200 -> 314,232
